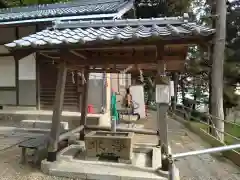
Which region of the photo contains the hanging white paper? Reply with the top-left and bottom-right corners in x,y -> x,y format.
155,84 -> 170,104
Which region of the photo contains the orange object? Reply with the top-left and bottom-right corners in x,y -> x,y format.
87,104 -> 94,113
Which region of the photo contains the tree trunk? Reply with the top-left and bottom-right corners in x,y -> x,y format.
209,0 -> 216,134
211,0 -> 226,142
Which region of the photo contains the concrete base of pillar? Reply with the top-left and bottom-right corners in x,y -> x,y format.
98,112 -> 111,127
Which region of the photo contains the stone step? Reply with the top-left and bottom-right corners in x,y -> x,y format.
42,159 -> 167,180
20,120 -> 69,130
0,110 -> 108,130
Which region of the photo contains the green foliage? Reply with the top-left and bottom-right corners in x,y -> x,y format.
183,0 -> 240,113
223,0 -> 240,109
190,110 -> 208,121
135,0 -> 194,104
181,45 -> 210,108
135,0 -> 192,18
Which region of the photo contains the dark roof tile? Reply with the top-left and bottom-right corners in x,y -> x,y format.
5,17 -> 215,49
0,0 -> 133,24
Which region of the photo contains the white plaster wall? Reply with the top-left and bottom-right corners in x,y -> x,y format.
127,74 -> 131,87
18,53 -> 36,105
19,53 -> 36,80
0,56 -> 15,87
89,73 -> 103,80
100,73 -> 111,127
0,45 -> 10,54
0,91 -> 16,104
110,73 -> 119,92
106,73 -> 111,112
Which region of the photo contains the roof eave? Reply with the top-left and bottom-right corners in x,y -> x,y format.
5,34 -> 215,53
53,17 -> 185,29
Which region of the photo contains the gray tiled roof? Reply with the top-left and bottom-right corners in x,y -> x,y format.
4,17 -> 215,50
0,0 -> 133,24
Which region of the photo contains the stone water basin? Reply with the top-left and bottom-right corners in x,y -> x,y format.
58,143 -> 162,169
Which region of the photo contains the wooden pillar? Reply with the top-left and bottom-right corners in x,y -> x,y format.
15,57 -> 19,106
35,25 -> 41,110
155,60 -> 170,171
36,53 -> 41,110
76,70 -> 82,111
14,27 -> 20,106
80,70 -> 90,140
47,61 -> 67,162
172,72 -> 179,111
106,73 -> 111,113
155,75 -> 170,150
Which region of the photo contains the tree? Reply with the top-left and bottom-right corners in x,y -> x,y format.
224,0 -> 240,116
134,0 -> 194,106
135,0 -> 193,18
183,0 -> 239,139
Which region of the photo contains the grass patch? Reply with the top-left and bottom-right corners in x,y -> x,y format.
224,123 -> 240,145
190,121 -> 240,152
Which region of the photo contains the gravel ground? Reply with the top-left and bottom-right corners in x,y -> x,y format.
0,119 -> 74,180
0,147 -> 73,180
0,112 -> 239,180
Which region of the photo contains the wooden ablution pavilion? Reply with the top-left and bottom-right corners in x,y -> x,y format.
4,15 -> 215,179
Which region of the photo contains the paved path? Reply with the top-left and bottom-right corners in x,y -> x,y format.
135,111 -> 240,180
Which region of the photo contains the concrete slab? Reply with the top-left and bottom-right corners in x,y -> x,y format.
41,138 -> 169,179
132,146 -> 162,169
14,127 -> 50,134
41,159 -> 167,180
0,126 -> 16,135
152,147 -> 162,169
20,120 -> 69,130
117,123 -> 144,129
0,110 -> 98,117
120,115 -> 139,122
54,142 -> 165,179
0,110 -> 109,129
58,143 -> 162,167
57,144 -> 85,161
